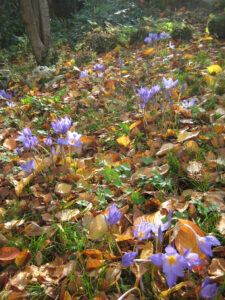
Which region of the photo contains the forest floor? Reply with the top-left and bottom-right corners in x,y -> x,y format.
0,5 -> 225,300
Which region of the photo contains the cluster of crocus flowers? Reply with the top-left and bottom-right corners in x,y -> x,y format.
0,89 -> 12,100
150,245 -> 202,288
17,116 -> 82,175
144,32 -> 171,44
17,127 -> 39,149
137,84 -> 161,110
120,209 -> 221,298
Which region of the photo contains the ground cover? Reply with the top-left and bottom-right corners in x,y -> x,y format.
0,4 -> 225,300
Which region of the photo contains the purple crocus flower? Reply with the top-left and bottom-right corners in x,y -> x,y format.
0,90 -> 12,100
163,77 -> 179,90
93,64 -> 105,72
51,117 -> 72,134
183,224 -> 221,257
137,87 -> 152,108
106,203 -> 122,226
80,70 -> 88,79
51,146 -> 56,156
122,251 -> 138,267
168,41 -> 175,49
20,159 -> 35,174
56,138 -> 68,146
6,101 -> 16,108
200,278 -> 218,299
17,127 -> 32,143
144,33 -> 158,43
159,33 -> 171,39
43,134 -> 52,147
67,131 -> 82,147
183,248 -> 203,270
151,84 -> 161,95
16,147 -> 22,156
133,221 -> 152,241
150,245 -> 188,288
23,136 -> 39,149
182,98 -> 195,110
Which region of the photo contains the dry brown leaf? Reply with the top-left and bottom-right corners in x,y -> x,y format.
86,257 -> 105,270
55,209 -> 80,222
105,264 -> 122,286
0,247 -> 21,263
140,241 -> 154,259
217,213 -> 225,235
88,214 -> 109,239
208,258 -> 225,277
82,249 -> 103,260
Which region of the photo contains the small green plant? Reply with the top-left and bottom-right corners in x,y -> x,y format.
97,187 -> 113,208
101,166 -> 124,188
130,191 -> 145,204
167,151 -> 180,176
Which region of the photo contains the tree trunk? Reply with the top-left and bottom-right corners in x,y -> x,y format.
20,0 -> 55,65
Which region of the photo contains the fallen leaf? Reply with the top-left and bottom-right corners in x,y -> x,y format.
177,131 -> 200,143
89,214 -> 109,239
175,219 -> 206,259
3,137 -> 17,150
217,213 -> 225,235
105,264 -> 122,286
116,135 -> 131,147
86,257 -> 105,270
156,143 -> 177,156
207,64 -> 222,75
55,183 -> 72,196
15,249 -> 31,267
208,258 -> 225,277
140,241 -> 153,259
142,47 -> 155,56
0,247 -> 21,263
55,209 -> 80,222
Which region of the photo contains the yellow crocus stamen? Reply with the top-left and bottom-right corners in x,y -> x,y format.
167,255 -> 177,265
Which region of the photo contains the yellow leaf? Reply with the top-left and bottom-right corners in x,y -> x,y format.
207,64 -> 222,75
204,74 -> 215,86
184,54 -> 195,59
159,281 -> 192,299
129,120 -> 141,130
63,291 -> 72,300
15,249 -> 31,266
122,70 -> 128,74
116,136 -> 131,147
142,47 -> 155,56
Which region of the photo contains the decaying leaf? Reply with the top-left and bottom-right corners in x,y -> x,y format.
0,247 -> 21,263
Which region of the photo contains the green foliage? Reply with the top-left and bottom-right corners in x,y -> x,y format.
171,26 -> 193,41
208,14 -> 225,39
129,27 -> 150,44
52,0 -> 145,47
85,31 -> 118,54
167,151 -> 180,176
0,0 -> 24,49
130,191 -> 145,204
101,166 -> 123,188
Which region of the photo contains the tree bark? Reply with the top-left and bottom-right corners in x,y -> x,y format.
20,0 -> 55,65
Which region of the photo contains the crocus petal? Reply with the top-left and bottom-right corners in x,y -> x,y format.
150,253 -> 164,265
